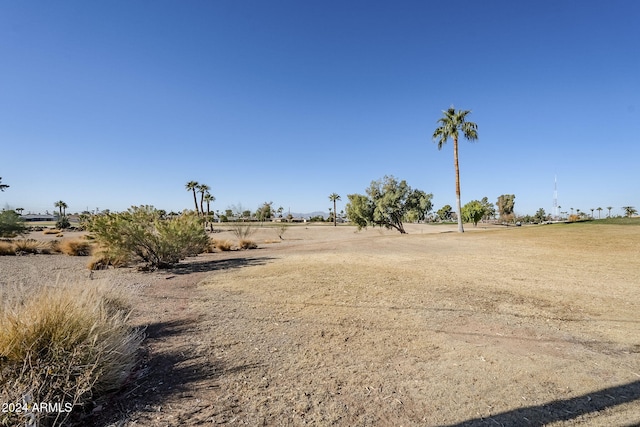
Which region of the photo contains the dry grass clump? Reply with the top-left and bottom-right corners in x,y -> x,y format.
239,239 -> 258,250
59,239 -> 93,256
0,281 -> 143,426
211,239 -> 234,252
0,241 -> 15,255
43,229 -> 61,235
12,239 -> 53,255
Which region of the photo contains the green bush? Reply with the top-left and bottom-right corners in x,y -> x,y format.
56,216 -> 71,230
0,210 -> 27,238
0,281 -> 143,426
87,206 -> 208,269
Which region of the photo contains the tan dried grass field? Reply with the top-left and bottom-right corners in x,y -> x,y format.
1,222 -> 639,425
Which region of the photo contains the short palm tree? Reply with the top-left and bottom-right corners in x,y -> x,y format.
185,181 -> 199,213
432,107 -> 479,233
622,206 -> 637,218
197,184 -> 211,215
54,200 -> 68,217
203,192 -> 215,219
329,193 -> 341,227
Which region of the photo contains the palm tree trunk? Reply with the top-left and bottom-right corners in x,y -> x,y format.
453,136 -> 464,233
333,199 -> 337,227
192,190 -> 199,214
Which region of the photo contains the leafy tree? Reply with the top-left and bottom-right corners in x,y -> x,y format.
257,201 -> 273,224
345,194 -> 373,230
622,206 -> 638,217
225,209 -> 233,218
277,206 -> 284,218
497,194 -> 516,222
534,208 -> 546,223
461,200 -> 484,226
0,177 -> 8,192
480,197 -> 495,222
437,205 -> 453,222
432,107 -> 479,233
0,210 -> 27,237
346,176 -> 432,234
329,193 -> 341,227
87,206 -> 208,269
185,181 -> 200,213
242,210 -> 252,221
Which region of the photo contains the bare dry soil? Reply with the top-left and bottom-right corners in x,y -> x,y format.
2,222 -> 639,426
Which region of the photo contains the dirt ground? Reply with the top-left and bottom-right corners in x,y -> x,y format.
2,222 -> 640,426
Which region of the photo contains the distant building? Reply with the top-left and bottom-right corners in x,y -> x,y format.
22,214 -> 56,222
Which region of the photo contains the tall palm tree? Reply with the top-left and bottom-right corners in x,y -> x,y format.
329,193 -> 341,227
54,200 -> 68,217
606,206 -> 613,217
596,207 -> 603,219
197,184 -> 210,216
185,181 -> 199,213
432,107 -> 479,233
0,177 -> 8,192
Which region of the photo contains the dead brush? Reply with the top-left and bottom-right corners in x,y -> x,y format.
12,239 -> 50,254
0,241 -> 15,255
0,280 -> 143,427
211,239 -> 233,251
239,239 -> 258,250
59,239 -> 93,256
42,229 -> 61,235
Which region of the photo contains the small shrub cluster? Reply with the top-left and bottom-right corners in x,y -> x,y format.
59,239 -> 93,256
0,210 -> 28,238
0,281 -> 143,426
210,239 -> 233,252
87,206 -> 208,269
239,239 -> 258,250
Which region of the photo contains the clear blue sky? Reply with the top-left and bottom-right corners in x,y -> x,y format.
1,1 -> 638,217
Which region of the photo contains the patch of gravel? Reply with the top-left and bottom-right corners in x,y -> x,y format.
0,254 -> 155,295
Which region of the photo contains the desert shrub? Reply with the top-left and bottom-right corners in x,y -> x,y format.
43,229 -> 61,235
0,241 -> 15,255
239,239 -> 258,250
87,205 -> 208,269
231,223 -> 255,240
13,239 -> 49,254
56,216 -> 71,230
211,239 -> 233,251
87,253 -> 128,270
568,214 -> 580,222
0,210 -> 28,238
59,239 -> 93,256
0,281 -> 143,426
276,223 -> 288,240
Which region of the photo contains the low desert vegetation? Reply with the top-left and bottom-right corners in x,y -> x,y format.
230,222 -> 256,240
0,210 -> 28,238
87,205 -> 208,269
43,229 -> 62,235
59,239 -> 93,256
210,239 -> 233,252
0,281 -> 143,427
238,239 -> 258,250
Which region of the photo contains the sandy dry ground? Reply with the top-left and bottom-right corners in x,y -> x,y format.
1,222 -> 639,426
